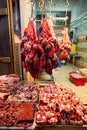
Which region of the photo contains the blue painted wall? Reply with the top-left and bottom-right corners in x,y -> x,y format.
71,0 -> 87,22
35,0 -> 87,67
70,0 -> 87,67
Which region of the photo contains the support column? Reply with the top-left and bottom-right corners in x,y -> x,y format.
19,0 -> 32,80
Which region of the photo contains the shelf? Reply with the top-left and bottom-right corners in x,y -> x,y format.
36,125 -> 87,130
0,8 -> 8,15
0,57 -> 10,63
53,25 -> 64,30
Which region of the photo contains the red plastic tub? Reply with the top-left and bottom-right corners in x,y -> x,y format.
69,71 -> 86,86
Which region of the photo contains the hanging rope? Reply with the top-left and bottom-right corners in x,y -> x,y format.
48,0 -> 52,16
30,0 -> 35,19
49,0 -> 52,16
27,0 -> 35,20
66,0 -> 69,7
38,0 -> 45,9
65,0 -> 69,26
65,7 -> 68,26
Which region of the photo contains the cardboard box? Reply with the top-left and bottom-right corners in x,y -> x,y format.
79,68 -> 87,81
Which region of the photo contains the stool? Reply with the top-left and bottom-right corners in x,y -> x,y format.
73,55 -> 81,65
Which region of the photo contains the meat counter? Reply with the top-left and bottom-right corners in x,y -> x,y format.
0,75 -> 87,129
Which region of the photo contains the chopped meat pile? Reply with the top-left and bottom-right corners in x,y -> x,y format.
0,74 -> 20,93
0,99 -> 35,128
10,82 -> 38,103
0,80 -> 87,127
35,84 -> 87,126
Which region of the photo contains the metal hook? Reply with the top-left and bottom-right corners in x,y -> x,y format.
38,0 -> 45,10
49,0 -> 52,5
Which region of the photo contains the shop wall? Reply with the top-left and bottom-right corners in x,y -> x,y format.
35,0 -> 87,67
19,0 -> 34,37
35,0 -> 72,37
71,0 -> 87,22
35,0 -> 72,19
70,0 -> 87,67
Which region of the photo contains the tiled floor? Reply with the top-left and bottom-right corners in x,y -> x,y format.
53,63 -> 87,104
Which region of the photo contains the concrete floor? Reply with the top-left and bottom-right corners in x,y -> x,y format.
53,63 -> 87,104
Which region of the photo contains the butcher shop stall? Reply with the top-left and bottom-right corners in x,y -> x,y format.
0,0 -> 87,129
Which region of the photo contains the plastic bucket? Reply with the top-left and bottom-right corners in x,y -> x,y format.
58,60 -> 62,67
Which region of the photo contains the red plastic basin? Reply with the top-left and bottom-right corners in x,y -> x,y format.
69,71 -> 86,86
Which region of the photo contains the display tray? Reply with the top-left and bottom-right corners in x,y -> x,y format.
0,81 -> 87,129
37,80 -> 55,87
0,127 -> 24,129
35,125 -> 87,130
0,125 -> 87,130
0,99 -> 36,129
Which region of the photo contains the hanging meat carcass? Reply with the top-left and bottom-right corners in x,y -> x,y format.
48,16 -> 56,38
20,19 -> 40,78
38,18 -> 59,73
20,18 -> 59,78
59,27 -> 71,61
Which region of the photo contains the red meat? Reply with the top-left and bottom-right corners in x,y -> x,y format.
40,54 -> 46,68
45,58 -> 52,75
